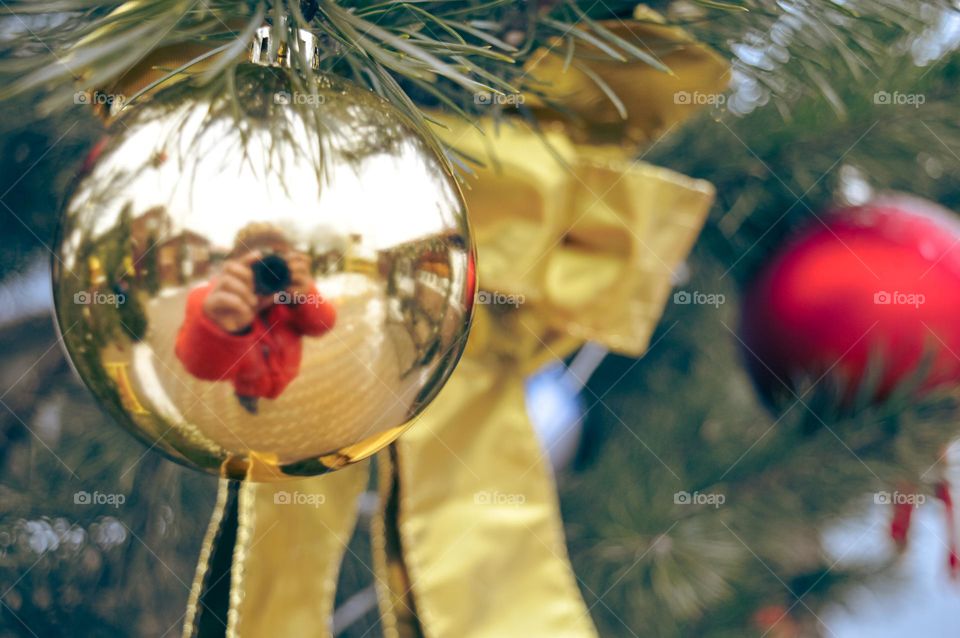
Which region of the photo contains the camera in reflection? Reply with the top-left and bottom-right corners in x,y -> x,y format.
251,252 -> 292,296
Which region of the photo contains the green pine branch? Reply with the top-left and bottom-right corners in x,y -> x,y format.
0,0 -> 954,153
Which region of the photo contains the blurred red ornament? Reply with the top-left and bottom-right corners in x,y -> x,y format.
80,137 -> 109,176
890,486 -> 915,548
740,195 -> 960,403
752,604 -> 800,638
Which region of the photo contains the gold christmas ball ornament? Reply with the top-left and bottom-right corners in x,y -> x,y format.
53,34 -> 475,481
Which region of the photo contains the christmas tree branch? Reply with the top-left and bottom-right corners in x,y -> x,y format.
0,0 -> 953,150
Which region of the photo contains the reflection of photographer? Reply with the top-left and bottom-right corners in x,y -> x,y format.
175,223 -> 336,413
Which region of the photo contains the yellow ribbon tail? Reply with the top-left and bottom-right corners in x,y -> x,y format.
378,356 -> 598,638
185,462 -> 369,638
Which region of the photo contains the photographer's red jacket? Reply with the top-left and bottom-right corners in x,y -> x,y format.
175,284 -> 336,399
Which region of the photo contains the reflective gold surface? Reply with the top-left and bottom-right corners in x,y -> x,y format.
53,69 -> 475,481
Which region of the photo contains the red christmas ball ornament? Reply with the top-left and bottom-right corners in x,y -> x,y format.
752,604 -> 799,638
740,195 -> 960,404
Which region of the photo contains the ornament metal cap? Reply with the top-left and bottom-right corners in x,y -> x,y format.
250,22 -> 319,69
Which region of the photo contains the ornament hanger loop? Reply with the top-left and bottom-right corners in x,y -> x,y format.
250,20 -> 319,69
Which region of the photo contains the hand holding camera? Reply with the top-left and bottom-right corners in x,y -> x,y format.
203,251 -> 261,334
203,250 -> 314,333
285,252 -> 313,297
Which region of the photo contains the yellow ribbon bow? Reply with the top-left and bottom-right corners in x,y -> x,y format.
185,7 -> 728,637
